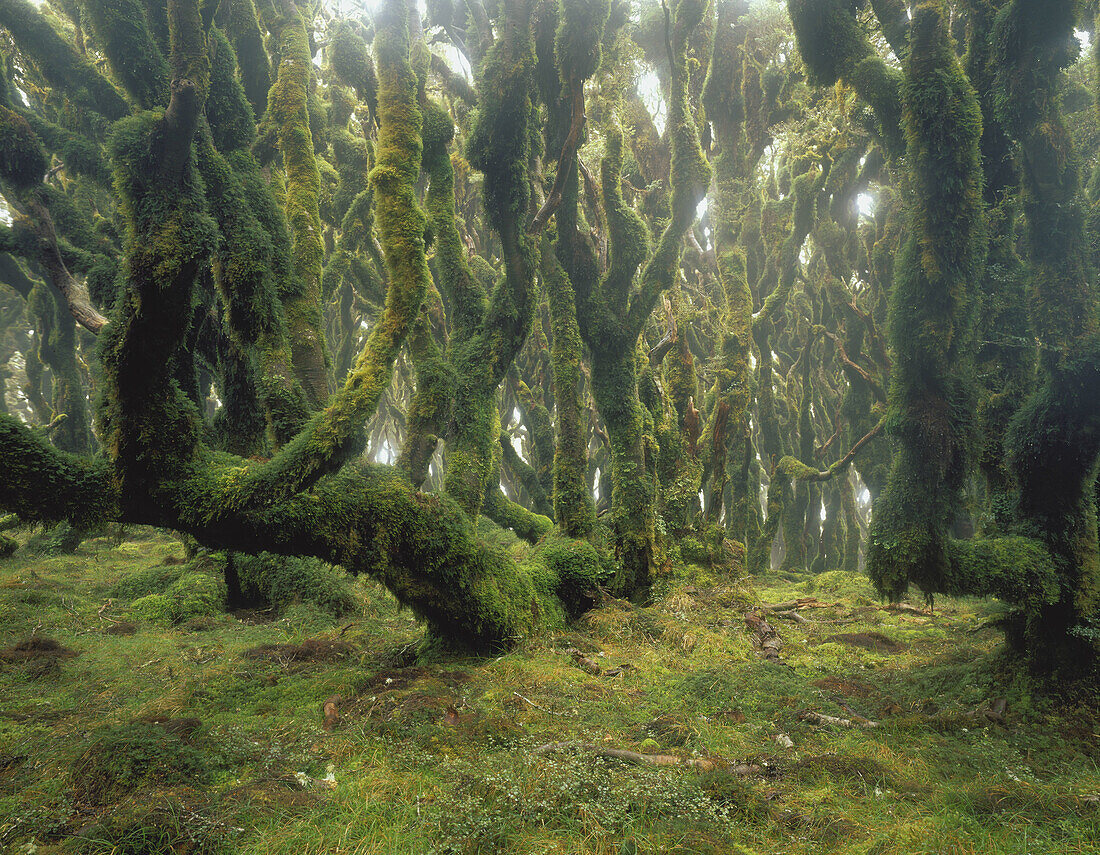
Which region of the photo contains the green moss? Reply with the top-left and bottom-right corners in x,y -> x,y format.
71,722 -> 217,805
0,0 -> 128,119
543,240 -> 594,537
526,531 -> 610,616
266,0 -> 330,406
217,0 -> 270,117
787,0 -> 904,157
130,571 -> 227,625
483,485 -> 554,544
330,21 -> 378,112
233,551 -> 358,616
206,27 -> 256,153
0,104 -> 47,189
80,0 -> 170,109
555,0 -> 610,83
867,2 -> 985,603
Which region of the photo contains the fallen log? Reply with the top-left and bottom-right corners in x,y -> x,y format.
745,611 -> 783,663
771,610 -> 809,625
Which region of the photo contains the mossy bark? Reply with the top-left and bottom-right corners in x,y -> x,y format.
993,0 -> 1100,653
263,0 -> 331,407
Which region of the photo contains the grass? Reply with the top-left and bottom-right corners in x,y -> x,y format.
0,526 -> 1097,854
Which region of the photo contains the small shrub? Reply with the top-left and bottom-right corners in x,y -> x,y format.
798,569 -> 878,603
73,793 -> 228,854
111,564 -> 188,600
232,552 -> 358,617
130,572 -> 226,625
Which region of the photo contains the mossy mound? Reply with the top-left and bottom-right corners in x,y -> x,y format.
798,570 -> 879,603
71,721 -> 219,806
111,563 -> 190,600
232,552 -> 359,617
130,572 -> 227,626
525,533 -> 611,617
72,790 -> 228,855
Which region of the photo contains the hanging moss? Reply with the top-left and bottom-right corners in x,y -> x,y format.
0,413 -> 115,529
18,111 -> 111,185
0,0 -> 128,120
205,28 -> 256,154
195,124 -> 312,449
0,104 -> 47,189
787,0 -> 904,158
542,237 -> 594,536
217,0 -> 270,118
266,0 -> 330,406
555,0 -> 610,84
28,282 -> 90,454
330,21 -> 379,116
80,0 -> 171,109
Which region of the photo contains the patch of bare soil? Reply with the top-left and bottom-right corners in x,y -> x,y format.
0,636 -> 78,662
812,676 -> 875,698
243,638 -> 355,663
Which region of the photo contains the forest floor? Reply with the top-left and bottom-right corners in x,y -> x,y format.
0,527 -> 1098,855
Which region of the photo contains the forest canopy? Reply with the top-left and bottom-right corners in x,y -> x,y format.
0,0 -> 1098,665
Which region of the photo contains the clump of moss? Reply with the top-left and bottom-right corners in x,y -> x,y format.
0,105 -> 47,189
130,572 -> 227,625
232,551 -> 359,617
798,569 -> 878,603
71,722 -> 217,806
111,563 -> 189,599
526,532 -> 611,617
330,21 -> 378,111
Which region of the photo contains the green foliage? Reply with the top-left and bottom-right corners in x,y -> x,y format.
233,551 -> 359,616
130,571 -> 227,624
555,0 -> 610,83
0,104 -> 47,189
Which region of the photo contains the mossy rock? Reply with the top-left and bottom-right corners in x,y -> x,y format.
71,722 -> 218,806
130,572 -> 227,625
232,552 -> 359,617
